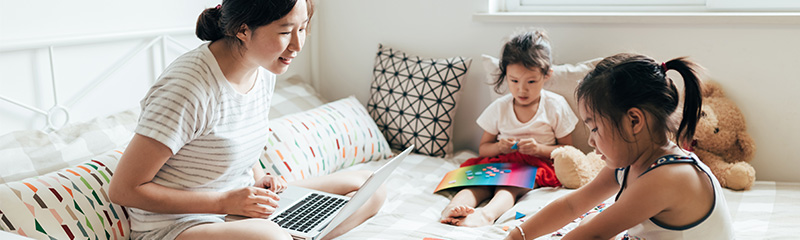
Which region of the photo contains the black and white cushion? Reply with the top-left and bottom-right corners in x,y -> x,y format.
367,44 -> 471,157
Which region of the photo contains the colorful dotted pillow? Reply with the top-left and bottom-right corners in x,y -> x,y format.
0,148 -> 130,240
260,96 -> 393,181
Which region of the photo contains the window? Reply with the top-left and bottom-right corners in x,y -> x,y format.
505,0 -> 800,12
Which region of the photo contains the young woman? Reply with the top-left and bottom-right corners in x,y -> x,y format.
109,1 -> 385,239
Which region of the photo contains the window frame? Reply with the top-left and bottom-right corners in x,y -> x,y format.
505,0 -> 800,12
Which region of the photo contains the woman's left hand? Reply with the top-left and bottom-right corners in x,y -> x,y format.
256,174 -> 288,193
517,138 -> 540,157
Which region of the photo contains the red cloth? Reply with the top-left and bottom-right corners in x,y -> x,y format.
460,152 -> 561,188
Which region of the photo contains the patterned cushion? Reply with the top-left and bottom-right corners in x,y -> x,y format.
0,148 -> 130,240
270,75 -> 327,119
367,44 -> 472,157
260,96 -> 393,181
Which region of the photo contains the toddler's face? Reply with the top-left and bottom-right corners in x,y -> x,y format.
506,63 -> 549,108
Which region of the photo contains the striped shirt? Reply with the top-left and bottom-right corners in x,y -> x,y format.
130,42 -> 275,232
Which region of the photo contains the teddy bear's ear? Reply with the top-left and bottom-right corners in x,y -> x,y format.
736,131 -> 756,162
702,79 -> 725,98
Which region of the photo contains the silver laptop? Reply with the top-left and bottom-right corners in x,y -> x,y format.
266,146 -> 412,240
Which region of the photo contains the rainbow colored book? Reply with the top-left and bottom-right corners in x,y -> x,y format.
434,163 -> 538,193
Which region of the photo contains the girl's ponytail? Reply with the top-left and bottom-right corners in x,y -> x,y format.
665,58 -> 703,148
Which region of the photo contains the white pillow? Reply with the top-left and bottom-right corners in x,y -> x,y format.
480,54 -> 602,152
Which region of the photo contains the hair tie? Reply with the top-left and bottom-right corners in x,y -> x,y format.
215,4 -> 221,9
661,62 -> 668,73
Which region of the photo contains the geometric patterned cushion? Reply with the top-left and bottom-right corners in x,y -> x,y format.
0,147 -> 129,240
367,44 -> 471,157
260,96 -> 393,182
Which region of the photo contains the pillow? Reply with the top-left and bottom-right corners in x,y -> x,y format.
367,44 -> 472,157
270,75 -> 327,119
0,147 -> 130,240
481,54 -> 601,152
0,110 -> 137,184
260,96 -> 393,182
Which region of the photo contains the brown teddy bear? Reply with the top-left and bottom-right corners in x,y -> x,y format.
687,80 -> 756,190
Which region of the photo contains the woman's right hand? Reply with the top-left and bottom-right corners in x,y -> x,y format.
220,187 -> 281,218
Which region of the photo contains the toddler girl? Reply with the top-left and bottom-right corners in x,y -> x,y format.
440,30 -> 578,227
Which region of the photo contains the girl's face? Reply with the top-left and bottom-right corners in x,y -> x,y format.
240,0 -> 308,74
506,63 -> 549,107
580,104 -> 631,168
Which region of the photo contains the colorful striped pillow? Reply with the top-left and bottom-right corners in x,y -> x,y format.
260,96 -> 393,181
0,148 -> 129,240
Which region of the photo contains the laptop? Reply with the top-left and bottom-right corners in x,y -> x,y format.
259,146 -> 412,240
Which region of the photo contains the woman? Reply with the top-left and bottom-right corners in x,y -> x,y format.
108,1 -> 385,239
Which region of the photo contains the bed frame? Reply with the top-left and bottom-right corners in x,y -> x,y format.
0,28 -> 196,133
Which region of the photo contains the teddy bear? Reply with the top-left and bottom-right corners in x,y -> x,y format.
551,146 -> 605,189
686,80 -> 756,190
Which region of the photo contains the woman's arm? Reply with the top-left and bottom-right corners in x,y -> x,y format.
505,166 -> 618,240
478,131 -> 515,157
109,134 -> 279,218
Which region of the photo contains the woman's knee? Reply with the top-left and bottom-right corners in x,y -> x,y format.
230,219 -> 292,240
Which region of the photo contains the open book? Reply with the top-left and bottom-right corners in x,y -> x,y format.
434,162 -> 537,193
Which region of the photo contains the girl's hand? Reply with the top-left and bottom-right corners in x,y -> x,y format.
256,174 -> 288,193
220,187 -> 280,218
517,138 -> 540,156
498,138 -> 517,154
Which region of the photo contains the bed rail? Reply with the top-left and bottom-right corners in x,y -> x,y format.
0,28 -> 194,132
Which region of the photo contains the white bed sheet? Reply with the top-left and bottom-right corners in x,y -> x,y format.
339,152 -> 800,240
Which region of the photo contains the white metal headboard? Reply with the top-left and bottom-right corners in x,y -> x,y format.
0,28 -> 196,132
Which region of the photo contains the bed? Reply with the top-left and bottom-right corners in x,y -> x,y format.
2,31 -> 800,240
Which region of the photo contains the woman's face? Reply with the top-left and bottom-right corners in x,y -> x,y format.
242,0 -> 308,74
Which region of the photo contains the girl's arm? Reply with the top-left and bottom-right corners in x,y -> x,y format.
505,166 -> 618,240
478,131 -> 515,157
109,134 -> 279,218
517,133 -> 573,159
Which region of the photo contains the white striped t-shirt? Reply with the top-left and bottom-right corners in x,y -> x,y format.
130,42 -> 275,232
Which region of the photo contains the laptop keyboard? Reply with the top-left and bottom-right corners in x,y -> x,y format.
272,193 -> 348,233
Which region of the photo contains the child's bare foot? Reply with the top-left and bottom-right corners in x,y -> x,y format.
458,208 -> 494,227
440,205 -> 475,225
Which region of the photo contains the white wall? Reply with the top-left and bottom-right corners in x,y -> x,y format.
314,0 -> 800,182
0,0 -> 313,134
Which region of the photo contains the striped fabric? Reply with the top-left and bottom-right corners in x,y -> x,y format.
0,148 -> 130,240
130,43 -> 273,232
261,96 -> 393,181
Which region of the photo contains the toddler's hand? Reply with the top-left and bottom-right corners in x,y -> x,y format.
498,138 -> 516,154
220,186 -> 280,218
517,138 -> 539,156
257,174 -> 288,193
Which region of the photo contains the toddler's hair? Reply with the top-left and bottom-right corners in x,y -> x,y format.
576,53 -> 703,147
492,30 -> 552,94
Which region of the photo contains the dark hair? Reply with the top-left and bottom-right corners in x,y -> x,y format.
576,53 -> 703,147
196,0 -> 315,42
492,30 -> 552,94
